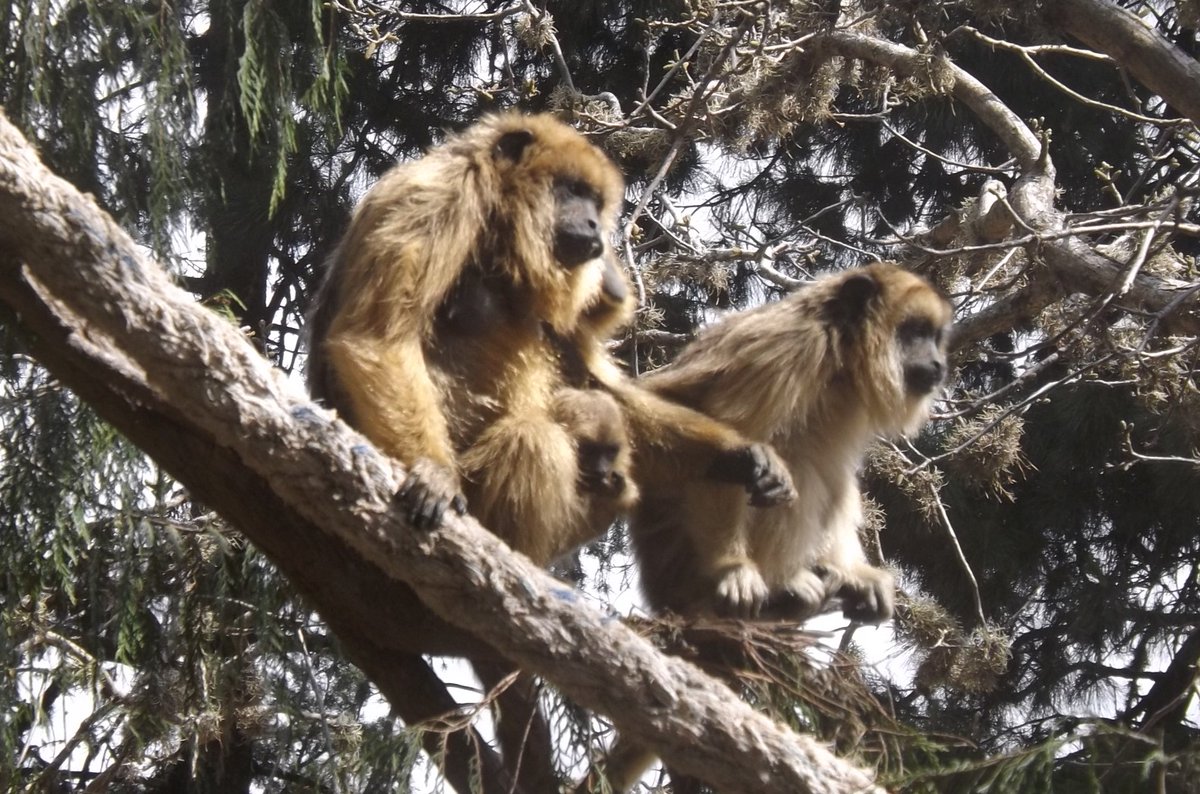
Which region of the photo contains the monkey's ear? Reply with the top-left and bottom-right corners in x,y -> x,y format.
825,271 -> 880,327
494,129 -> 535,162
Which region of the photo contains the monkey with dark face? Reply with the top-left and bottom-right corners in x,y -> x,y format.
307,113 -> 800,793
306,112 -> 794,568
555,387 -> 635,501
634,262 -> 953,623
579,263 -> 951,794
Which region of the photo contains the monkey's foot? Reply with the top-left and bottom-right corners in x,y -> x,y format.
395,458 -> 467,531
760,569 -> 827,621
713,562 -> 769,618
835,566 -> 895,624
708,443 -> 796,507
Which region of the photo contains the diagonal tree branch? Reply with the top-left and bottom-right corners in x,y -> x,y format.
1046,0 -> 1200,126
0,112 -> 881,793
0,268 -> 519,794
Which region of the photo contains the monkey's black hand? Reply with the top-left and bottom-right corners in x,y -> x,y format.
395,458 -> 468,531
708,443 -> 796,507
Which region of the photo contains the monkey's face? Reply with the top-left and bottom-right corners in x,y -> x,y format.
482,115 -> 628,336
897,315 -> 949,397
828,265 -> 952,435
488,121 -> 623,275
578,440 -> 629,498
552,178 -> 605,268
890,298 -> 953,436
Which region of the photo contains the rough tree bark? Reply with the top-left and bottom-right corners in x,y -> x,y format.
0,112 -> 883,793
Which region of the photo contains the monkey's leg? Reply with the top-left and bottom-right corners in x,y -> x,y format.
611,383 -> 788,617
608,383 -> 796,507
817,487 -> 896,623
655,481 -> 771,618
459,408 -> 584,564
817,556 -> 896,624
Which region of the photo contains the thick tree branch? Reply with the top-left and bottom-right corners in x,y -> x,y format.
1046,0 -> 1200,126
819,30 -> 1042,169
0,113 -> 881,793
0,272 -> 518,794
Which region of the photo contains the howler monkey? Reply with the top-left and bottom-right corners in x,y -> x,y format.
306,113 -> 794,566
633,262 -> 953,622
580,263 -> 952,794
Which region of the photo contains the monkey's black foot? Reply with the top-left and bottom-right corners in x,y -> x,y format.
760,570 -> 827,621
395,459 -> 467,531
837,570 -> 895,624
708,443 -> 796,507
760,589 -> 823,621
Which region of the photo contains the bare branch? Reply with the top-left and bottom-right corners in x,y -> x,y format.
818,30 -> 1043,168
955,25 -> 1192,127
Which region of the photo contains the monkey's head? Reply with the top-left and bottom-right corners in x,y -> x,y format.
463,113 -> 631,336
823,263 -> 953,436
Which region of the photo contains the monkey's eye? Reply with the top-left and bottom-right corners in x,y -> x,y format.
556,177 -> 599,204
897,318 -> 934,344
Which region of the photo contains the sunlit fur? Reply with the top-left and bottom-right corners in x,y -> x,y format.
306,113 -> 628,563
585,263 -> 951,794
632,262 -> 954,620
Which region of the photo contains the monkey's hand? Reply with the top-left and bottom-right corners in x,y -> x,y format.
395,458 -> 468,531
707,443 -> 796,507
713,561 -> 769,618
831,565 -> 895,624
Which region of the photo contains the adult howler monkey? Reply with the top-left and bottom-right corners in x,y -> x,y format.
307,112 -> 799,792
306,112 -> 794,566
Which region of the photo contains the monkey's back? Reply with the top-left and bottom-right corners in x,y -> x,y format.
631,264 -> 947,616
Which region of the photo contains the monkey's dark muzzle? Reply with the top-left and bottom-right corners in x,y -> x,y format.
904,362 -> 945,395
554,229 -> 603,267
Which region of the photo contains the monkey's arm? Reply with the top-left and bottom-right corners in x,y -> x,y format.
322,334 -> 455,470
322,333 -> 467,529
607,381 -> 795,506
320,232 -> 467,529
615,375 -> 791,617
